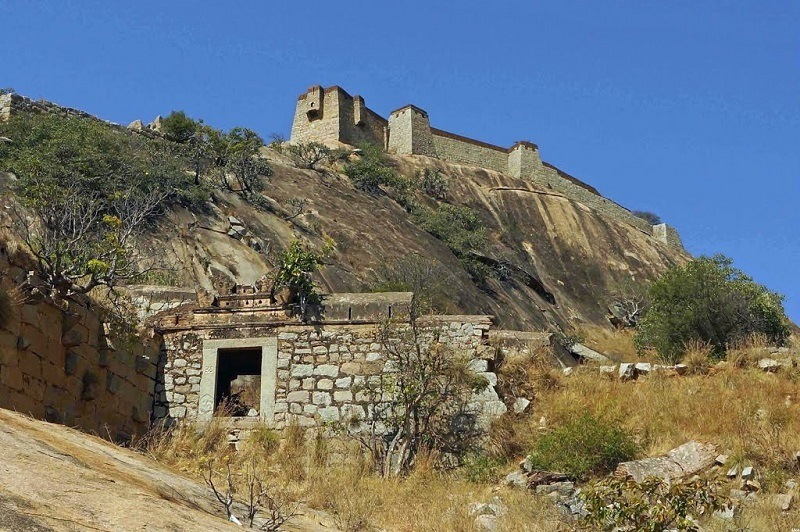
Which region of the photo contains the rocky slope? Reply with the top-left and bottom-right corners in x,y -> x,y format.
0,408 -> 335,531
146,148 -> 686,332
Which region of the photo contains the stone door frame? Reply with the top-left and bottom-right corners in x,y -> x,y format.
198,337 -> 277,423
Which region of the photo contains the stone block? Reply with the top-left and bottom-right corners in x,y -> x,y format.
287,391 -> 310,403
335,377 -> 352,389
340,362 -> 361,375
333,390 -> 353,402
318,406 -> 340,423
291,364 -> 314,377
313,364 -> 339,377
313,391 -> 332,406
317,379 -> 333,390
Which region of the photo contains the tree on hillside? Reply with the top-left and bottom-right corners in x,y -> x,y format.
161,110 -> 199,144
0,112 -> 203,297
634,254 -> 790,362
211,127 -> 272,199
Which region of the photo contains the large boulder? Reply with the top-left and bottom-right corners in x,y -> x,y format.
615,441 -> 717,483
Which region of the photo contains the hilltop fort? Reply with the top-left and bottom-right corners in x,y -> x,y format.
290,84 -> 682,249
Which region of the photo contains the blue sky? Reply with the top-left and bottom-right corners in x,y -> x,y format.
2,1 -> 799,321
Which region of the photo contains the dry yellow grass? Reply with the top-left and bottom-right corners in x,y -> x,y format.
577,325 -> 645,361
532,367 -> 800,473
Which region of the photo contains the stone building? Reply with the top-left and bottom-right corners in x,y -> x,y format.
290,85 -> 682,249
154,288 -> 515,430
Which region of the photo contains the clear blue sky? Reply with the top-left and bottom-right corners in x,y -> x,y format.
2,1 -> 799,322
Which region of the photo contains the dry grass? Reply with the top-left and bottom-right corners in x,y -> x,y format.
577,325 -> 644,362
529,366 -> 800,489
141,413 -> 567,531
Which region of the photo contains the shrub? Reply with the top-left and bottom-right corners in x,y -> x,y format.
344,144 -> 398,192
634,255 -> 790,363
461,450 -> 505,483
416,167 -> 449,200
285,141 -> 332,170
632,210 -> 662,225
526,414 -> 637,480
581,476 -> 725,532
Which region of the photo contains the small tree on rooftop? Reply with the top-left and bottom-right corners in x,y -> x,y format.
272,238 -> 334,318
634,254 -> 790,363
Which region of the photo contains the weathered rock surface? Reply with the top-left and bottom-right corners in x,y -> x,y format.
615,441 -> 717,483
0,408 -> 335,531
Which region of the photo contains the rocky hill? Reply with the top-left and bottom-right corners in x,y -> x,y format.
141,148 -> 686,331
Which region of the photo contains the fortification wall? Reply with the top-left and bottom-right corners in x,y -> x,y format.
291,86 -> 385,148
430,128 -> 509,174
0,248 -> 160,440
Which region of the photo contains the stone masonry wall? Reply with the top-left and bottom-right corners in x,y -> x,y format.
157,318 -> 505,430
430,129 -> 509,174
0,248 -> 160,440
291,86 -> 386,148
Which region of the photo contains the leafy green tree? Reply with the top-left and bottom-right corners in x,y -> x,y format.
211,127 -> 272,199
416,167 -> 449,200
344,143 -> 399,192
0,112 -> 206,296
161,110 -> 199,143
285,141 -> 332,170
634,255 -> 790,362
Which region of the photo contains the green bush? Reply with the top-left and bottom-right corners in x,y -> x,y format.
285,141 -> 332,170
581,476 -> 724,532
416,167 -> 449,200
461,450 -> 505,483
634,254 -> 790,363
411,203 -> 492,280
344,144 -> 398,192
526,414 -> 637,480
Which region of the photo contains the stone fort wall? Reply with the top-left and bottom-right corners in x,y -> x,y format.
290,85 -> 683,250
0,246 -> 160,440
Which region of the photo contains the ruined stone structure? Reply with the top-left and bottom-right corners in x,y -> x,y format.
290,85 -> 683,249
154,289 -> 526,430
0,247 -> 160,440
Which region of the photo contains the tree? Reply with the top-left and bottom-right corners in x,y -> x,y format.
416,167 -> 449,200
608,282 -> 650,328
13,178 -> 165,296
212,127 -> 272,199
285,141 -> 332,170
372,255 -> 454,317
344,143 -> 399,193
634,255 -> 790,362
632,210 -> 662,225
0,112 -> 202,297
344,319 -> 488,478
161,110 -> 199,144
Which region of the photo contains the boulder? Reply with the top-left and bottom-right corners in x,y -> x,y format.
615,441 -> 717,483
774,493 -> 793,511
503,471 -> 528,489
570,343 -> 611,363
758,358 -> 781,372
619,363 -> 636,380
127,119 -> 144,131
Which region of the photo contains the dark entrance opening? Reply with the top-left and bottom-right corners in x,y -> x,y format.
215,347 -> 262,416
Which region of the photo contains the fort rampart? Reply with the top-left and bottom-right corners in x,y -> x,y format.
290,85 -> 683,250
